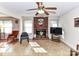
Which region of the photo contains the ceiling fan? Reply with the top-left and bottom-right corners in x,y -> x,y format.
27,2 -> 57,15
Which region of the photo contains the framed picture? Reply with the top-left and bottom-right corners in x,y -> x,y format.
74,17 -> 79,27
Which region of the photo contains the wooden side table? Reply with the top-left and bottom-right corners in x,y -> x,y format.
70,44 -> 79,56
75,44 -> 79,56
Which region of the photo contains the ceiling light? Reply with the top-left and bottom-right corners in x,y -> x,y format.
37,9 -> 44,14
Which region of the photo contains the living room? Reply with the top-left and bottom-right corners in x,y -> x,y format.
0,1 -> 79,56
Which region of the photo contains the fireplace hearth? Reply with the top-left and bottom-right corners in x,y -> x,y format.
36,29 -> 46,38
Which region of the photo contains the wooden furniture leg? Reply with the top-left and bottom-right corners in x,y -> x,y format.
70,49 -> 73,56
75,52 -> 78,56
75,44 -> 79,56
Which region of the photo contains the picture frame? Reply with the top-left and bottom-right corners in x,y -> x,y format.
74,17 -> 79,27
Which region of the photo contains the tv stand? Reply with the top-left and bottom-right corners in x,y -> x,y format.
51,34 -> 60,42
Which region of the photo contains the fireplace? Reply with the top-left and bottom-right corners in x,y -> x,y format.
36,29 -> 46,38
33,17 -> 48,39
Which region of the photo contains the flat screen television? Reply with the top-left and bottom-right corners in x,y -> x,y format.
50,27 -> 62,35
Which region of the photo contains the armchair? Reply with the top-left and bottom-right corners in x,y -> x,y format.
20,32 -> 29,44
7,31 -> 19,43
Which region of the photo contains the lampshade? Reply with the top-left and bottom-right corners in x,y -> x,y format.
37,9 -> 44,14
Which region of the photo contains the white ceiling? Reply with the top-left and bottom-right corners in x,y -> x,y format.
0,2 -> 79,17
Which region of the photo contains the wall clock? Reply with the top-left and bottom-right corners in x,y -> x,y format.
38,19 -> 44,25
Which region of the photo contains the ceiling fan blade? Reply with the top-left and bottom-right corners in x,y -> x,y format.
36,2 -> 43,8
27,8 -> 37,11
45,7 -> 57,10
36,2 -> 40,8
48,11 -> 56,14
44,9 -> 49,15
35,12 -> 39,15
40,2 -> 43,6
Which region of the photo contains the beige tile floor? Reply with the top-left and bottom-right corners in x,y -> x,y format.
0,40 -> 70,56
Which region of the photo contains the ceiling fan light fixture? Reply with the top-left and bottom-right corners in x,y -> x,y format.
37,9 -> 44,14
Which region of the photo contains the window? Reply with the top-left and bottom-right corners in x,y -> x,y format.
53,23 -> 57,27
24,21 -> 32,33
0,20 -> 12,34
4,21 -> 12,33
51,21 -> 57,27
